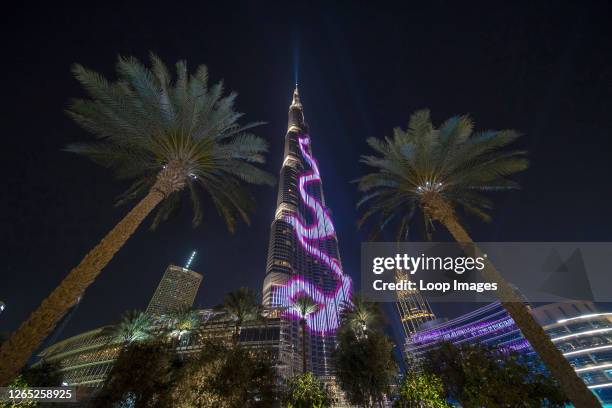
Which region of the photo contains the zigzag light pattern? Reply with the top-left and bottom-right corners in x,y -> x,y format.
273,135 -> 352,334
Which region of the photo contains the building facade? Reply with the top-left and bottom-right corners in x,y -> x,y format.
36,326 -> 119,388
394,270 -> 435,338
532,302 -> 612,405
262,87 -> 352,377
146,264 -> 202,316
406,301 -> 612,405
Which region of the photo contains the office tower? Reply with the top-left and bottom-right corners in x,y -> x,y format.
394,269 -> 435,338
262,87 -> 352,377
146,264 -> 202,316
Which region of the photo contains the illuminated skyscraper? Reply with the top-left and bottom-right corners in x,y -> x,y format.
394,269 -> 435,338
262,87 -> 352,377
146,264 -> 202,316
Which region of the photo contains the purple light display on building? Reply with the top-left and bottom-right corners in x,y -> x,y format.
272,135 -> 352,334
412,316 -> 518,345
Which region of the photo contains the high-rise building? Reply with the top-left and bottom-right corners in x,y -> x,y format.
394,269 -> 435,338
405,301 -> 612,405
262,87 -> 352,377
146,264 -> 202,316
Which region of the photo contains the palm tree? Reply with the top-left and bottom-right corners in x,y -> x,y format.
214,287 -> 262,345
161,307 -> 200,345
339,294 -> 381,340
356,110 -> 599,407
105,310 -> 154,349
290,295 -> 319,373
0,54 -> 275,385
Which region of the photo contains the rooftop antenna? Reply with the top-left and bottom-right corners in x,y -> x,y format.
185,250 -> 197,269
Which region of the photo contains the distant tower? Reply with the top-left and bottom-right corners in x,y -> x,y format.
395,269 -> 435,337
0,301 -> 5,315
262,86 -> 352,377
146,263 -> 202,316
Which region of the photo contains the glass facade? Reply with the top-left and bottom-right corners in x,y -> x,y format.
146,264 -> 202,316
406,301 -> 612,405
533,302 -> 612,405
262,88 -> 352,377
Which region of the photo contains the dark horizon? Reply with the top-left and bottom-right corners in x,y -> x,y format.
2,1 -> 612,351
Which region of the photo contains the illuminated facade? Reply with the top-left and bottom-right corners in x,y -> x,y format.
394,269 -> 435,338
532,302 -> 612,405
406,302 -> 530,360
36,326 -> 119,387
406,301 -> 612,405
262,87 -> 352,376
146,264 -> 202,316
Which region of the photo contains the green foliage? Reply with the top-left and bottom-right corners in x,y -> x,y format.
394,371 -> 450,408
423,342 -> 569,407
166,340 -> 277,407
66,54 -> 274,231
91,341 -> 177,408
283,372 -> 331,408
339,293 -> 383,339
214,287 -> 263,340
333,321 -> 397,406
0,376 -> 36,408
356,109 -> 528,239
290,295 -> 318,320
160,307 -> 200,344
104,310 -> 154,347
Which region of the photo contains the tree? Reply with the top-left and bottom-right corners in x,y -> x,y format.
356,110 -> 599,407
395,371 -> 450,408
339,294 -> 382,340
423,342 -> 568,407
166,340 -> 277,407
214,287 -> 263,344
161,307 -> 200,345
0,376 -> 36,408
20,361 -> 63,387
289,294 -> 318,373
91,341 -> 177,408
104,310 -> 154,348
0,54 -> 274,385
284,372 -> 331,408
334,323 -> 397,407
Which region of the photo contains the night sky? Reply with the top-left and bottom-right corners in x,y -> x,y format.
2,1 -> 612,351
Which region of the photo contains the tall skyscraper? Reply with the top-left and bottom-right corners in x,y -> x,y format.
146,264 -> 202,316
394,269 -> 435,338
262,87 -> 352,377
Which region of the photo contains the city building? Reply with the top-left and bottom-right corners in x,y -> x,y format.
406,301 -> 530,360
532,302 -> 612,405
262,86 -> 352,377
394,269 -> 435,338
35,263 -> 203,388
36,326 -> 119,387
146,264 -> 203,316
406,301 -> 612,405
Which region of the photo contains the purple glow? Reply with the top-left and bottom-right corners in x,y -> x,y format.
272,135 -> 352,334
412,316 -> 517,344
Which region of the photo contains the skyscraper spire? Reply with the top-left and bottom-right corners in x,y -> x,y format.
288,85 -> 305,132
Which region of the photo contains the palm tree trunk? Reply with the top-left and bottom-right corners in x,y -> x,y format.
301,318 -> 307,373
0,189 -> 166,386
422,193 -> 600,408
